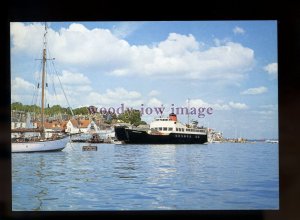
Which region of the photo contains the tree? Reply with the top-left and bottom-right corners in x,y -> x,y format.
139,121 -> 147,125
44,104 -> 64,115
72,107 -> 88,115
11,102 -> 23,110
117,109 -> 145,126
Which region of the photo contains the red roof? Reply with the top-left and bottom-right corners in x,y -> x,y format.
69,119 -> 91,128
36,120 -> 67,130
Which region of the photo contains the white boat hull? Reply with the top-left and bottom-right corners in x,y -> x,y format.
12,136 -> 70,153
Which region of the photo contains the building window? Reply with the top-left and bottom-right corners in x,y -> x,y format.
159,127 -> 162,131
168,127 -> 173,131
163,127 -> 167,131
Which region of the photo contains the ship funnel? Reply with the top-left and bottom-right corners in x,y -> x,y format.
169,113 -> 177,121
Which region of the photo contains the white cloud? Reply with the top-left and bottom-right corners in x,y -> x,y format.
11,77 -> 35,92
264,62 -> 278,79
11,77 -> 35,102
11,22 -> 132,68
10,76 -> 73,107
228,101 -> 248,110
112,22 -> 143,38
46,70 -> 93,104
213,38 -> 221,47
241,86 -> 268,95
59,70 -> 91,85
11,74 -> 144,108
10,22 -> 44,55
11,74 -> 162,110
212,103 -> 230,110
147,98 -> 163,106
158,33 -> 200,55
233,26 -> 245,35
188,99 -> 246,111
189,99 -> 229,110
40,86 -> 144,109
254,104 -> 278,120
86,87 -> 143,108
213,38 -> 230,46
255,110 -> 274,115
260,104 -> 278,111
253,109 -> 277,120
11,22 -> 255,83
106,87 -> 141,99
148,90 -> 160,96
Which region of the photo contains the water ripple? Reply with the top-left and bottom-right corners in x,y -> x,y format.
12,142 -> 279,210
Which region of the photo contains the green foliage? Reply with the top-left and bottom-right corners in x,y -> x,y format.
11,102 -> 86,116
10,103 -> 148,128
11,102 -> 24,110
72,107 -> 89,115
11,102 -> 40,113
45,104 -> 64,115
117,109 -> 144,126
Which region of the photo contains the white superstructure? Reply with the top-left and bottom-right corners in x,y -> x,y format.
149,114 -> 206,135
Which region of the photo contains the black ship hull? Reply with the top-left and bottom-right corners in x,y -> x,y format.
114,126 -> 207,144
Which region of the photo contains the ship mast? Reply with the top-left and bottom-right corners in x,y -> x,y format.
187,98 -> 190,126
41,23 -> 48,134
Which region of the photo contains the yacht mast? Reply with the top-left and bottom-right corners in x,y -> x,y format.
41,23 -> 48,132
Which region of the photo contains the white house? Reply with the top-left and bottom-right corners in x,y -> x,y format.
65,119 -> 100,134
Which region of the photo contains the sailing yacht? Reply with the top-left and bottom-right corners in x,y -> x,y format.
11,23 -> 70,153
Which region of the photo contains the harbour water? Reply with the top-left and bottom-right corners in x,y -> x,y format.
12,142 -> 279,211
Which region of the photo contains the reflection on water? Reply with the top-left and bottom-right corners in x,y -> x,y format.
113,145 -> 140,179
144,145 -> 178,186
12,143 -> 279,210
33,156 -> 47,211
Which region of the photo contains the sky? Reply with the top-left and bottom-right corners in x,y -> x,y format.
10,21 -> 278,139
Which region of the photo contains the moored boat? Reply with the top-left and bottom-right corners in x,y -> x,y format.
11,23 -> 70,153
265,139 -> 279,143
12,135 -> 70,153
114,113 -> 207,144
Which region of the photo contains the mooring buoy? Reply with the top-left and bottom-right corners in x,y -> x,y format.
82,145 -> 97,151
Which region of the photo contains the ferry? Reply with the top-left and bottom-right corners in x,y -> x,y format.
114,113 -> 207,144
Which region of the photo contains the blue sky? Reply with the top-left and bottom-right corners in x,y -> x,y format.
10,21 -> 278,139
